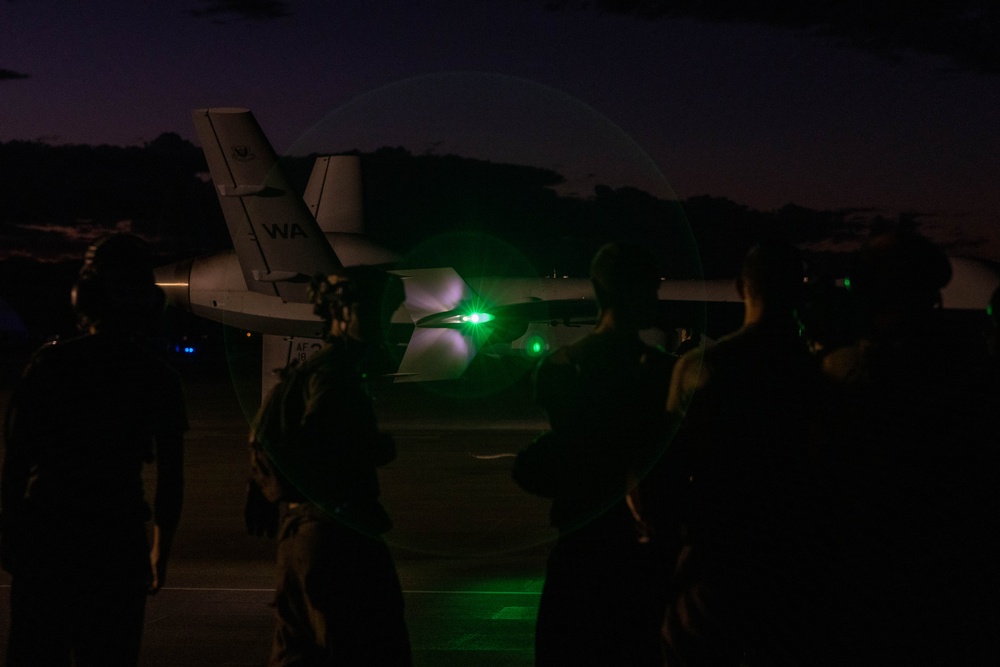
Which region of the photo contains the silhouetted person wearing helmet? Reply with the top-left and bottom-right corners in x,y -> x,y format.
817,230 -> 1000,664
654,238 -> 828,665
512,241 -> 675,667
984,285 -> 1000,361
245,266 -> 411,666
672,321 -> 702,357
0,233 -> 187,666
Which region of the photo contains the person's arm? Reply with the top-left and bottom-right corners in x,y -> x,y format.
149,429 -> 183,594
0,432 -> 31,574
0,360 -> 43,573
0,404 -> 31,525
666,348 -> 708,416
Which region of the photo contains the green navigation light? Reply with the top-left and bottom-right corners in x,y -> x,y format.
462,312 -> 495,324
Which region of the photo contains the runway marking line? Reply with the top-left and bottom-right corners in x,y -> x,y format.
1,585 -> 540,595
403,590 -> 540,596
19,586 -> 544,595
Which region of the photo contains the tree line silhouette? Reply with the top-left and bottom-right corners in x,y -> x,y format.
1,133 -> 877,343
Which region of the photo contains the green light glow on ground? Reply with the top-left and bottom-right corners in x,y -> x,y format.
454,576 -> 544,595
403,578 -> 541,655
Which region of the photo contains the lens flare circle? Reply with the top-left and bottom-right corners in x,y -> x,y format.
222,72 -> 702,557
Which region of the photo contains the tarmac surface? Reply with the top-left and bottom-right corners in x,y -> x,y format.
0,351 -> 556,666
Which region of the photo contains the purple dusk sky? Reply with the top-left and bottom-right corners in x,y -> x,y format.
3,1 -> 999,257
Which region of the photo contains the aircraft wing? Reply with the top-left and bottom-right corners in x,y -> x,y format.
192,107 -> 341,304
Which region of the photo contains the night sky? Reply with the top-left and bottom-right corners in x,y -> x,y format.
3,1 -> 1000,258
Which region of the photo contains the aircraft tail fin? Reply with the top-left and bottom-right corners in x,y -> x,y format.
303,155 -> 364,234
393,328 -> 476,382
192,108 -> 340,303
258,267 -> 481,390
391,267 -> 480,382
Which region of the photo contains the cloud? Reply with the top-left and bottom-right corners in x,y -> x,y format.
544,1 -> 1000,74
190,0 -> 293,22
0,69 -> 30,81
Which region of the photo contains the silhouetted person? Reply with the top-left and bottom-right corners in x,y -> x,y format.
245,266 -> 411,666
818,230 -> 1000,664
0,233 -> 187,666
986,285 -> 1000,361
795,276 -> 856,358
655,238 -> 828,665
512,241 -> 675,667
673,322 -> 702,357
